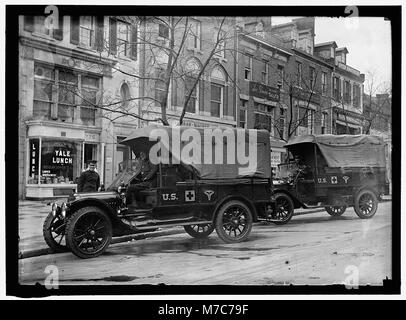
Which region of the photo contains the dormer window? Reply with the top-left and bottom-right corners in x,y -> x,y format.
342,52 -> 346,64
255,21 -> 265,38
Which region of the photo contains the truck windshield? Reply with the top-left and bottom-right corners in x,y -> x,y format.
107,159 -> 141,191
276,162 -> 299,179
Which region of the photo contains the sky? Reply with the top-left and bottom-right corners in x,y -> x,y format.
272,16 -> 392,93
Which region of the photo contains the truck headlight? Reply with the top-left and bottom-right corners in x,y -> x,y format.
51,203 -> 58,217
61,203 -> 67,219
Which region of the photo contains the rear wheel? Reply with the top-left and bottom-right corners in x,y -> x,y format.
42,212 -> 68,252
184,224 -> 215,239
325,206 -> 347,217
66,206 -> 112,259
354,189 -> 378,219
215,200 -> 253,243
273,193 -> 294,225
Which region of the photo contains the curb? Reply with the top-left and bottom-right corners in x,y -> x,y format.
19,227 -> 184,260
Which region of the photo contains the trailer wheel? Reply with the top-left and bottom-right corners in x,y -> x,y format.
66,206 -> 112,259
215,200 -> 253,243
354,189 -> 378,219
184,224 -> 215,239
325,206 -> 347,217
43,212 -> 68,252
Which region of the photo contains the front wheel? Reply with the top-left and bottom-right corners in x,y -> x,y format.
325,206 -> 347,217
42,212 -> 68,252
66,206 -> 112,259
184,224 -> 215,239
272,193 -> 294,225
354,189 -> 378,219
215,200 -> 253,243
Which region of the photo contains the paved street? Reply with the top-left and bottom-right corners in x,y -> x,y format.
18,201 -> 392,286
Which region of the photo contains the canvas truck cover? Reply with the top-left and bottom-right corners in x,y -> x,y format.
285,134 -> 386,168
121,125 -> 271,179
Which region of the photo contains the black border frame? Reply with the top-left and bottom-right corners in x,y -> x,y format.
5,4 -> 401,297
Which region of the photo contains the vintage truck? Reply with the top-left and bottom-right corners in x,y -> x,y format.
273,134 -> 390,221
43,125 -> 292,258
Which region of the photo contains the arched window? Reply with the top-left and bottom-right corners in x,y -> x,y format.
210,66 -> 226,118
120,83 -> 131,108
184,59 -> 202,113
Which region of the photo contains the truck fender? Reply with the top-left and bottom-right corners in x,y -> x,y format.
272,188 -> 302,209
67,198 -> 118,223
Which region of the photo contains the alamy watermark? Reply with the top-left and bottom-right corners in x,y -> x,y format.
148,128 -> 258,175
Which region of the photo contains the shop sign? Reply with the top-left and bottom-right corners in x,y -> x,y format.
293,87 -> 321,105
249,82 -> 280,102
183,120 -> 218,128
271,152 -> 281,167
41,170 -> 56,177
85,132 -> 99,142
30,139 -> 39,177
52,148 -> 73,165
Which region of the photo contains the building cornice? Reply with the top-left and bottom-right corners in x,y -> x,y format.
19,36 -> 117,67
25,119 -> 102,133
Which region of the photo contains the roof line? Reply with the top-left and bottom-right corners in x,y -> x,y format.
243,34 -> 292,56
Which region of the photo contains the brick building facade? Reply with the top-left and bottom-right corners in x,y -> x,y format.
18,14 -> 374,199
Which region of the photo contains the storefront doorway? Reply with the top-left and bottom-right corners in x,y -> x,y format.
83,143 -> 98,170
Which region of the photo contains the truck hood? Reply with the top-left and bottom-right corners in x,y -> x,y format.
70,191 -> 119,201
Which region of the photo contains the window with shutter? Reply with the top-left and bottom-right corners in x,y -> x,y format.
95,16 -> 104,52
53,16 -> 64,40
109,18 -> 117,55
158,23 -> 169,39
130,24 -> 138,60
24,16 -> 34,32
79,16 -> 95,48
117,20 -> 131,57
70,16 -> 80,45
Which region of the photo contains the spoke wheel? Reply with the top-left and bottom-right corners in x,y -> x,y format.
42,211 -> 68,252
184,224 -> 215,239
215,200 -> 253,243
325,206 -> 347,217
273,193 -> 294,225
354,189 -> 378,219
66,206 -> 112,259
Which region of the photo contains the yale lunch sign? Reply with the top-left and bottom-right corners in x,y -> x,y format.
52,148 -> 73,165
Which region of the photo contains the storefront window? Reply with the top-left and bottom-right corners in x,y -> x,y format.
27,139 -> 82,185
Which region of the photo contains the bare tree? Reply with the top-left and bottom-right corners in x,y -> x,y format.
96,16 -> 239,127
273,62 -> 328,141
363,70 -> 392,134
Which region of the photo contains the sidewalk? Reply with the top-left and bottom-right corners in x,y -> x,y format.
18,196 -> 391,259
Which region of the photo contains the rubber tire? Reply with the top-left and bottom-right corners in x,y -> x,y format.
215,200 -> 253,243
184,224 -> 215,239
42,211 -> 68,253
273,193 -> 295,225
66,206 -> 112,259
325,206 -> 347,217
354,189 -> 378,219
